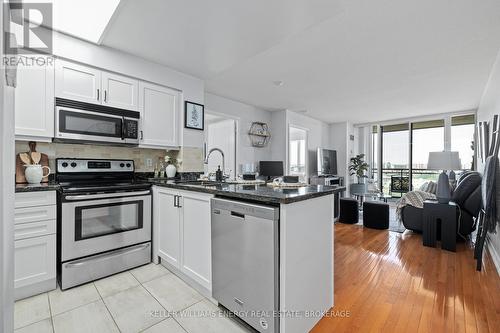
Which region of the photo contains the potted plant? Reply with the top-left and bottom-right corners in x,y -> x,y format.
349,154 -> 369,194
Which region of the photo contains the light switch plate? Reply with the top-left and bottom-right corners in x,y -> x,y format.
146,158 -> 153,168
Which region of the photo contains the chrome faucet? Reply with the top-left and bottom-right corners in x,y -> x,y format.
204,147 -> 225,179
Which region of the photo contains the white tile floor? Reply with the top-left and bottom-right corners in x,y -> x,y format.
14,263 -> 252,333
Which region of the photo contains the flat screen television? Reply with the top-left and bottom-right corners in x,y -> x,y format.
317,148 -> 337,176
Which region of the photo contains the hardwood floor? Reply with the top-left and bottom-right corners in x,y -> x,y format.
311,223 -> 500,333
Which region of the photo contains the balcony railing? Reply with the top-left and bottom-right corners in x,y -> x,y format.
371,168 -> 440,197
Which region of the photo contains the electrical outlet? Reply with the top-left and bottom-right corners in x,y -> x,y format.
146,158 -> 153,168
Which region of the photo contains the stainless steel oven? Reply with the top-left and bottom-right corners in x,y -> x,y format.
61,190 -> 151,261
55,98 -> 140,145
57,158 -> 151,289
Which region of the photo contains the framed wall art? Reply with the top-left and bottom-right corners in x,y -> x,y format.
184,101 -> 204,130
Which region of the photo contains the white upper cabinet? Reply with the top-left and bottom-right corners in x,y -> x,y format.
139,81 -> 180,148
102,72 -> 139,110
55,59 -> 139,111
15,56 -> 55,142
55,59 -> 101,104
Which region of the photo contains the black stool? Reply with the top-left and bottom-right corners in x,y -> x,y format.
339,198 -> 359,224
363,201 -> 389,229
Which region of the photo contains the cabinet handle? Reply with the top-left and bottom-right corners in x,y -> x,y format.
97,89 -> 100,101
173,195 -> 177,207
177,196 -> 182,208
140,130 -> 143,140
104,90 -> 107,102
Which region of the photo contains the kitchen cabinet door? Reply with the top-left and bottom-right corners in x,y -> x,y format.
14,234 -> 56,300
139,82 -> 180,148
15,56 -> 55,141
55,59 -> 101,104
179,191 -> 212,291
154,188 -> 181,268
102,71 -> 139,111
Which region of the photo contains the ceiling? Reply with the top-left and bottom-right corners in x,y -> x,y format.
102,0 -> 500,124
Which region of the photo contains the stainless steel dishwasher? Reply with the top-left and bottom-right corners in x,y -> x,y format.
211,198 -> 279,333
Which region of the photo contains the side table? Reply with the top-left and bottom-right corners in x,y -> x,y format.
422,200 -> 457,252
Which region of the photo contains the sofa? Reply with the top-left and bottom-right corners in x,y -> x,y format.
401,172 -> 482,236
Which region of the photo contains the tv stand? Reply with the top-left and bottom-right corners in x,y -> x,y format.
310,175 -> 343,186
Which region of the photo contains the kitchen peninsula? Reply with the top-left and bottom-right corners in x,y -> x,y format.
150,180 -> 344,333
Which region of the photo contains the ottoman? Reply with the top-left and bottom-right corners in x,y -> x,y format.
339,197 -> 359,224
363,201 -> 389,229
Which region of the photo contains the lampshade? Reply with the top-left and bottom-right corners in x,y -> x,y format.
427,151 -> 461,170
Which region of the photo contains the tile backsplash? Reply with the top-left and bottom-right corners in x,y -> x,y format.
15,141 -> 206,173
178,146 -> 204,172
15,141 -> 169,172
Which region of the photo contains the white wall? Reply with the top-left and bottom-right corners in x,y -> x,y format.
330,122 -> 349,184
48,29 -> 205,148
205,119 -> 236,177
1,3 -> 15,330
205,93 -> 273,171
476,48 -> 500,274
271,110 -> 288,164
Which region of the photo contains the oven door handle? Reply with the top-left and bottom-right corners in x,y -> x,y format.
65,243 -> 151,268
64,190 -> 151,201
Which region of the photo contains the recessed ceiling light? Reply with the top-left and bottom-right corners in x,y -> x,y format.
30,0 -> 121,44
272,80 -> 284,87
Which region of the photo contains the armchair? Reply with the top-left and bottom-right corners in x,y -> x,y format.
400,172 -> 482,236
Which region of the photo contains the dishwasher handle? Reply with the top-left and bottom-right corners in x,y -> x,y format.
211,198 -> 279,221
231,211 -> 245,219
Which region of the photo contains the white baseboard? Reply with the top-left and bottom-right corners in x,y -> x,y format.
486,236 -> 500,275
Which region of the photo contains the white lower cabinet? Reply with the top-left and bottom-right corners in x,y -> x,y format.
14,235 -> 56,295
155,189 -> 181,267
153,186 -> 213,292
14,192 -> 57,300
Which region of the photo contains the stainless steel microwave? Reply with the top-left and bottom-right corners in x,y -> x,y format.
55,98 -> 140,145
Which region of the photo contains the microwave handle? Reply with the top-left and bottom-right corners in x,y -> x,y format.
121,117 -> 126,140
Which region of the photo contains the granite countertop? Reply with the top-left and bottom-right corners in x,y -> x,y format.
15,182 -> 61,193
147,180 -> 346,204
14,178 -> 346,204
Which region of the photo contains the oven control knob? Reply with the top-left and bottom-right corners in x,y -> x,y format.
126,163 -> 131,168
120,163 -> 125,168
61,162 -> 68,168
70,162 -> 77,168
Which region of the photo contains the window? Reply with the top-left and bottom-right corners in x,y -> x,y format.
381,123 -> 409,196
371,125 -> 379,182
451,115 -> 475,170
288,126 -> 307,179
367,113 -> 476,196
411,120 -> 444,189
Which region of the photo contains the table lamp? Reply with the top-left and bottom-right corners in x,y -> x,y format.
427,151 -> 461,203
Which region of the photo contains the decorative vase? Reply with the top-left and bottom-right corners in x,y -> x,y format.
166,164 -> 177,178
24,164 -> 51,184
350,183 -> 367,195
